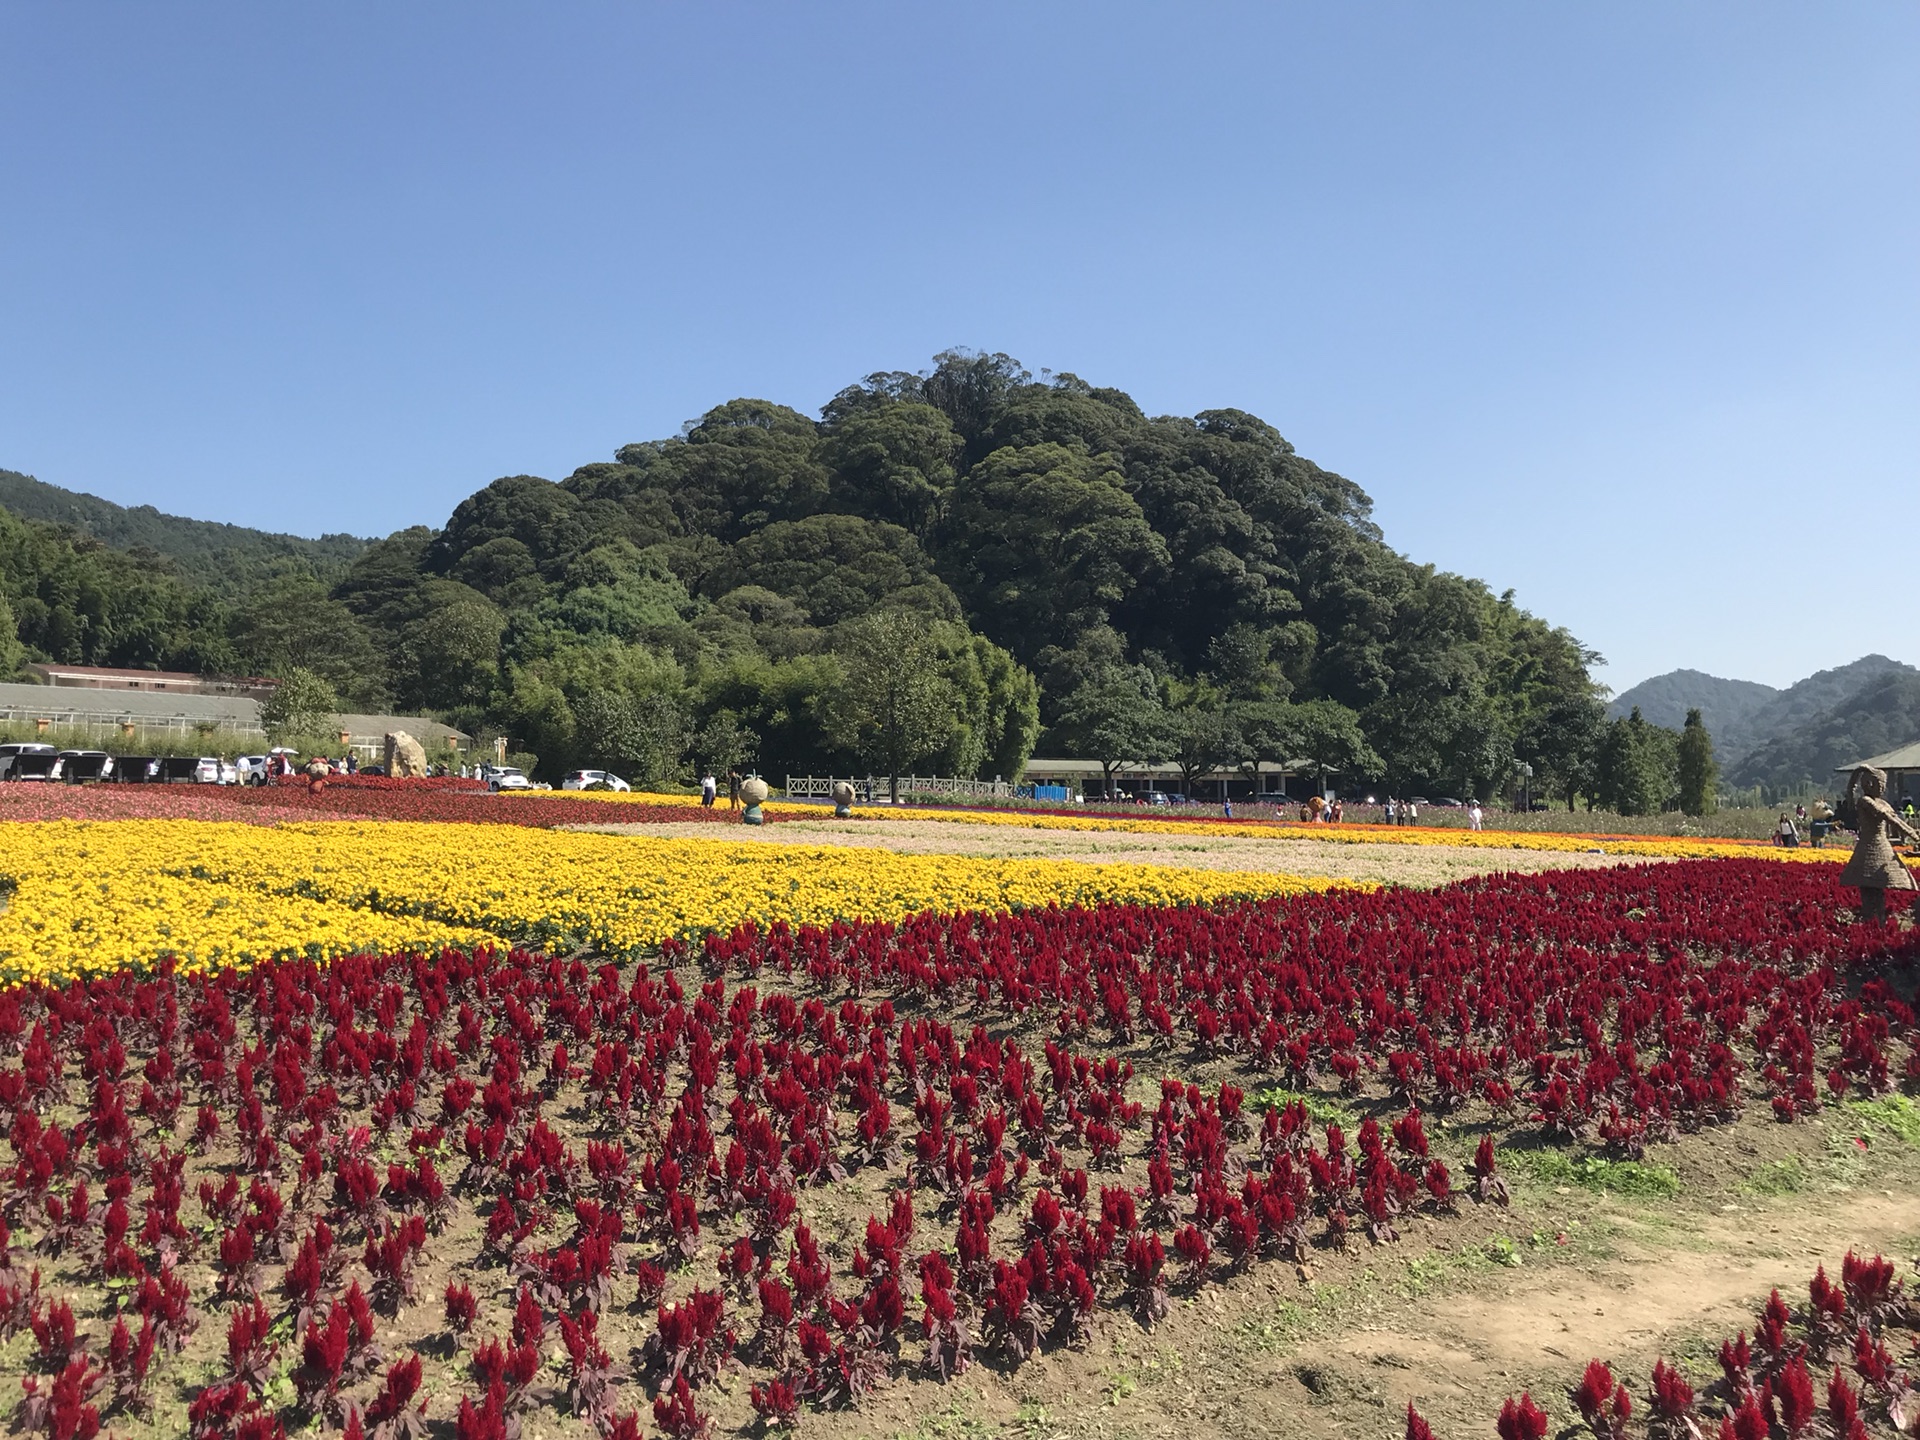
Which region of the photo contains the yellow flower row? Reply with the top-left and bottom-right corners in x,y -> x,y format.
0,823 -> 499,985
560,789 -> 1841,863
0,820 -> 1348,985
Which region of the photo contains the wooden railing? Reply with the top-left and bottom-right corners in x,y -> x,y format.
784,774 -> 1017,801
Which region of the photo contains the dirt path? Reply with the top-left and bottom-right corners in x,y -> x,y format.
800,1110 -> 1920,1440
565,818 -> 1642,886
1420,1190 -> 1920,1372
901,1189 -> 1920,1440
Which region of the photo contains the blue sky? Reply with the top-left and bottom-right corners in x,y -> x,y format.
1,4 -> 1913,692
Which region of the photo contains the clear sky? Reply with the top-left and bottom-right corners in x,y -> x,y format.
2,4 -> 1913,693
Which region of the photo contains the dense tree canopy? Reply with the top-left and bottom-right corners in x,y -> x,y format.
2,349 -> 1611,795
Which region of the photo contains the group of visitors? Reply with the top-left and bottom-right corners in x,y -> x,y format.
1381,798 -> 1419,826
698,770 -> 744,811
1299,796 -> 1345,823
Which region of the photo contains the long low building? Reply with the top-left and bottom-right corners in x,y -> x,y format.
0,682 -> 468,755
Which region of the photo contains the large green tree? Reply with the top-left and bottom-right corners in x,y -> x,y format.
941,443 -> 1168,662
1289,699 -> 1381,795
1162,698 -> 1244,799
1677,708 -> 1718,817
823,609 -> 959,802
572,689 -> 687,787
817,401 -> 960,536
259,667 -> 340,748
1517,686 -> 1606,810
1051,666 -> 1166,798
1594,708 -> 1679,816
0,594 -> 23,679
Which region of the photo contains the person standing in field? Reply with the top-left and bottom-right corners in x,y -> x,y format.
728,769 -> 742,812
1468,801 -> 1483,831
700,772 -> 717,808
1406,800 -> 1419,825
1384,798 -> 1397,826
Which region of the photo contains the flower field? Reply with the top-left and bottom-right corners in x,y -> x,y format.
823,804 -> 1843,863
0,841 -> 1915,1440
560,790 -> 1852,863
0,821 -> 1344,985
0,783 -> 734,830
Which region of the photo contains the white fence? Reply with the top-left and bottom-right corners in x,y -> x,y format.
0,704 -> 264,741
785,774 -> 1017,801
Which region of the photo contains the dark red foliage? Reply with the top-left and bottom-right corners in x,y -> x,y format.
652,1375 -> 712,1440
444,1281 -> 478,1335
1496,1392 -> 1549,1440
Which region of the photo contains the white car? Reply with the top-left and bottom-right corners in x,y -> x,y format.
0,742 -> 59,781
487,766 -> 532,792
237,755 -> 270,785
561,770 -> 630,792
192,756 -> 226,784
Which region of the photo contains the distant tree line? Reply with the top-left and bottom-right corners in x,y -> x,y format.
4,350 -> 1650,796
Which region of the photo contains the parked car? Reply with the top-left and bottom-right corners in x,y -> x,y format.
219,759 -> 239,785
561,769 -> 630,792
56,750 -> 113,782
155,756 -> 226,784
3,747 -> 63,781
0,742 -> 58,780
486,766 -> 532,792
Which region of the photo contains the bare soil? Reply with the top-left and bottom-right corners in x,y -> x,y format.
566,819 -> 1642,888
806,1108 -> 1920,1440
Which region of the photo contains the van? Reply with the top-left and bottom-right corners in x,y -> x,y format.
1,745 -> 62,781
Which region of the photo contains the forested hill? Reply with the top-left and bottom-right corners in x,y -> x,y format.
0,468 -> 367,596
1606,669 -> 1780,759
1613,655 -> 1920,797
1728,668 -> 1920,795
2,351 -> 1604,792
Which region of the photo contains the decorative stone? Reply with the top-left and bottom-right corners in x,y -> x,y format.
740,776 -> 769,825
831,779 -> 855,818
385,731 -> 429,779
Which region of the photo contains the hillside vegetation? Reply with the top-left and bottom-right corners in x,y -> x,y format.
1613,655 -> 1920,799
0,468 -> 366,597
3,350 -> 1605,789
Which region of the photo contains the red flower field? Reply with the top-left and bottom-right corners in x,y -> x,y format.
0,781 -> 732,829
0,860 -> 1914,1438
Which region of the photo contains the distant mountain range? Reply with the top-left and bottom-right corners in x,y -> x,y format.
1610,654 -> 1920,795
0,468 -> 367,597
